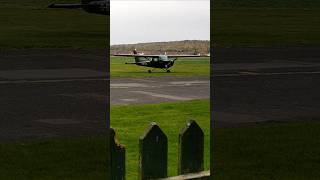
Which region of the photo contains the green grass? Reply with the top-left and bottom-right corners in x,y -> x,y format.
213,121 -> 320,179
0,100 -> 210,179
212,8 -> 320,47
2,111 -> 320,179
111,56 -> 210,78
110,100 -> 210,179
0,136 -> 109,180
213,0 -> 320,8
3,7 -> 319,49
0,2 -> 107,50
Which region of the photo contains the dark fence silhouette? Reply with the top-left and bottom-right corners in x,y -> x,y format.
110,120 -> 210,180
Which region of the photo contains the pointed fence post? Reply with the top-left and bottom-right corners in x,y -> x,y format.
110,128 -> 126,180
139,122 -> 168,180
178,120 -> 204,175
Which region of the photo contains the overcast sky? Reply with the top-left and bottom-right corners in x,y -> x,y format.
110,0 -> 210,45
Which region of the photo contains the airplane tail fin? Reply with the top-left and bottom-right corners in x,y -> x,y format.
133,49 -> 139,62
133,49 -> 138,55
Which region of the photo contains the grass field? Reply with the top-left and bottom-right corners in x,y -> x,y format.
110,56 -> 210,77
2,115 -> 320,179
213,0 -> 320,8
4,7 -> 317,49
110,100 -> 210,178
0,0 -> 107,50
0,100 -> 210,179
211,8 -> 320,47
212,121 -> 320,179
0,136 -> 108,180
211,0 -> 320,46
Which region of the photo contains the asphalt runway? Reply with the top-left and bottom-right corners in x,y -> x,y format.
213,47 -> 320,127
0,49 -> 109,141
1,47 -> 320,140
111,77 -> 209,105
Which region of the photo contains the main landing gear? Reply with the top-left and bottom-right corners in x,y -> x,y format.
161,67 -> 171,73
147,69 -> 171,73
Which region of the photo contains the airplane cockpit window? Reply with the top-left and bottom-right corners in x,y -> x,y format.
159,55 -> 168,61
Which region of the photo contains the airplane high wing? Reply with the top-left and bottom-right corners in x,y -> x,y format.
112,54 -> 160,58
113,48 -> 209,58
167,54 -> 203,58
112,51 -> 210,73
112,54 -> 208,58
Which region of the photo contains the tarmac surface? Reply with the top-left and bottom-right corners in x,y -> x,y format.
0,47 -> 320,140
213,47 -> 320,127
0,49 -> 109,141
111,77 -> 209,105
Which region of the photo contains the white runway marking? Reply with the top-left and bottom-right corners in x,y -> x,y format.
215,71 -> 320,77
120,98 -> 137,102
169,80 -> 209,86
111,83 -> 148,88
131,91 -> 193,101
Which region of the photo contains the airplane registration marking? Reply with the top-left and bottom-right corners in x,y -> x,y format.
131,91 -> 193,101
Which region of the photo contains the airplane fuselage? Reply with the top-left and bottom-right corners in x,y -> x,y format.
135,56 -> 176,69
48,0 -> 109,15
114,51 -> 205,73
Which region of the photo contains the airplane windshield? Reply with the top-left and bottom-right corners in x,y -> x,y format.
159,55 -> 168,61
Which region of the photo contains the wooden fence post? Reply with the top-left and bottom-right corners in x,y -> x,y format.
139,122 -> 168,180
178,120 -> 204,175
110,128 -> 126,180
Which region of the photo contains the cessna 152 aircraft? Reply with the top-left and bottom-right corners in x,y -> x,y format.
48,0 -> 109,15
113,50 -> 209,73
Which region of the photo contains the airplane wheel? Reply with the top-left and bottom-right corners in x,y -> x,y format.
148,70 -> 152,73
166,70 -> 171,73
